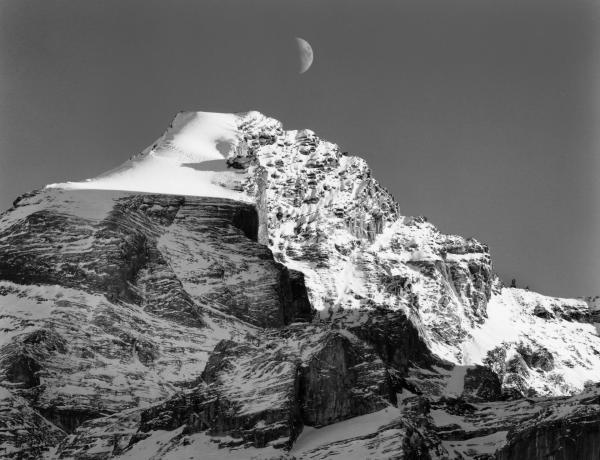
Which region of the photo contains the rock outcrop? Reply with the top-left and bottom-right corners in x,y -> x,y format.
497,388 -> 600,460
0,388 -> 65,459
134,327 -> 394,448
0,189 -> 313,455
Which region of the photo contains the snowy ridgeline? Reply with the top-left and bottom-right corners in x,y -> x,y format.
0,110 -> 597,459
47,112 -> 252,201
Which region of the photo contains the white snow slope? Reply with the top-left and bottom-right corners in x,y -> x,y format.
48,111 -> 250,201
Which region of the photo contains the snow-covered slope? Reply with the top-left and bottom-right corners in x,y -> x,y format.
0,110 -> 598,459
47,112 -> 250,201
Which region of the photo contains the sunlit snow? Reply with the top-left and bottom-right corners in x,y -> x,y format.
47,111 -> 250,201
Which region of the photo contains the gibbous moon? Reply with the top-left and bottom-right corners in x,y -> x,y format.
296,37 -> 314,74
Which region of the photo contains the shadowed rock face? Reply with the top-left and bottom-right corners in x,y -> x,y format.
128,327 -> 394,450
343,307 -> 437,373
0,191 -> 310,329
298,332 -> 392,427
462,366 -> 502,402
497,418 -> 600,460
496,392 -> 600,460
0,329 -> 67,391
280,268 -> 314,324
0,390 -> 65,460
0,189 -> 314,454
137,339 -> 303,450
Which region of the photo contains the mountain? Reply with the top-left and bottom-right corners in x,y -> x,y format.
0,110 -> 599,459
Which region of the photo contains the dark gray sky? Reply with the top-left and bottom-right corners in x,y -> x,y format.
1,0 -> 599,297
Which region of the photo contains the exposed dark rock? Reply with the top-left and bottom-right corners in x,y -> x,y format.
462,366 -> 503,402
134,244 -> 205,327
2,355 -> 41,389
516,343 -> 555,372
533,305 -> 555,319
482,343 -> 557,399
38,407 -> 100,434
138,386 -> 221,436
0,190 -> 315,449
497,408 -> 600,460
0,390 -> 66,459
437,397 -> 477,416
483,346 -> 508,378
54,409 -> 142,459
346,307 -> 436,373
549,301 -> 591,322
0,192 -> 312,330
279,268 -> 314,324
299,332 -> 391,426
0,329 -> 67,389
140,338 -> 303,449
133,328 -> 395,451
447,258 -> 492,321
131,337 -> 159,366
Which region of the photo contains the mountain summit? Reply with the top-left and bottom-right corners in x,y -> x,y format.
1,111 -> 599,459
48,111 -> 255,201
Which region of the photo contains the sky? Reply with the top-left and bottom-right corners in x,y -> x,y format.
0,0 -> 598,297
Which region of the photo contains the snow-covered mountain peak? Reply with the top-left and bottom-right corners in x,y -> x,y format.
43,110 -> 336,200
46,111 -> 255,200
152,111 -> 240,161
43,109 -> 597,371
2,109 -> 600,458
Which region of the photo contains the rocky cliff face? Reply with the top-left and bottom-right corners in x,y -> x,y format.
0,189 -> 313,456
0,110 -> 598,459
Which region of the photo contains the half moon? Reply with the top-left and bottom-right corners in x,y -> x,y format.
296,37 -> 314,74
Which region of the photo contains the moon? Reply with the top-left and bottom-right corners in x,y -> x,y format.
296,37 -> 314,74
